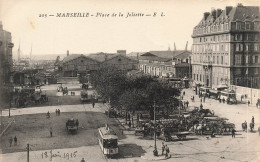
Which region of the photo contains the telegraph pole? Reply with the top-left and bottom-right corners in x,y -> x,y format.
27,144 -> 30,162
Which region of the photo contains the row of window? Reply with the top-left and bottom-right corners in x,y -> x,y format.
231,21 -> 260,31
193,43 -> 229,52
235,55 -> 259,65
194,34 -> 230,43
193,21 -> 260,36
235,43 -> 260,52
193,73 -> 229,85
234,33 -> 259,41
193,66 -> 229,75
192,54 -> 229,65
193,22 -> 229,35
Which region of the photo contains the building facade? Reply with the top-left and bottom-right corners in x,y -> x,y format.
191,4 -> 260,88
132,50 -> 191,78
59,51 -> 138,77
0,21 -> 13,84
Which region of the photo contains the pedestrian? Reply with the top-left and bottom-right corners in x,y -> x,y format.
212,110 -> 214,116
256,103 -> 258,108
165,144 -> 170,158
14,136 -> 17,146
50,127 -> 53,137
9,136 -> 13,147
231,128 -> 236,138
55,109 -> 58,116
222,98 -> 225,103
200,98 -> 202,103
203,96 -> 206,102
244,120 -> 247,132
248,100 -> 250,106
183,91 -> 185,96
252,116 -> 254,124
186,101 -> 189,107
200,103 -> 203,110
81,158 -> 85,162
162,142 -> 165,155
92,101 -> 95,108
128,121 -> 131,128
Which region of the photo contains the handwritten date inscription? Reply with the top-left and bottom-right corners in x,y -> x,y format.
41,150 -> 77,161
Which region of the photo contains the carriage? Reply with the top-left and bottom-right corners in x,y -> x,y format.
220,122 -> 235,135
80,90 -> 91,102
199,87 -> 210,97
220,90 -> 237,104
194,116 -> 230,135
66,118 -> 79,134
209,89 -> 220,99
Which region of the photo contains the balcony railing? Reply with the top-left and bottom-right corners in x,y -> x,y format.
202,61 -> 213,69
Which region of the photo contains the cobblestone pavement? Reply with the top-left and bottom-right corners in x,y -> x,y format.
1,87 -> 260,162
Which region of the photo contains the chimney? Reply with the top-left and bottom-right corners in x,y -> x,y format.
67,50 -> 69,56
216,9 -> 222,18
225,6 -> 232,15
204,12 -> 210,20
117,50 -> 126,55
211,9 -> 216,20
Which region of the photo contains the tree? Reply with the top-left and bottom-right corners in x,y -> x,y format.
90,67 -> 129,108
119,88 -> 146,127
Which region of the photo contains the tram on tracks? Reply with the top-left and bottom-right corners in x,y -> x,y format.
98,126 -> 118,158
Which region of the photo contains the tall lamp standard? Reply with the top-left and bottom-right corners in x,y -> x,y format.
153,100 -> 158,156
8,42 -> 14,118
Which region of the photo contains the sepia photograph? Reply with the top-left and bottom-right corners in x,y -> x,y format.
0,0 -> 259,161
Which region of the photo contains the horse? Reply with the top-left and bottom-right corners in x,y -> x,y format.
63,87 -> 68,95
195,124 -> 203,135
250,122 -> 254,132
242,122 -> 247,132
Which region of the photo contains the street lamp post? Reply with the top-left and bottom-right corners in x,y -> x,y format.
153,100 -> 157,156
8,42 -> 14,118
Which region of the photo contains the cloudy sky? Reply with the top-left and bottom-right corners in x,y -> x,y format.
0,0 -> 259,58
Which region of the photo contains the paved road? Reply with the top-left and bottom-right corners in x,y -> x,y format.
182,88 -> 260,130
1,86 -> 260,162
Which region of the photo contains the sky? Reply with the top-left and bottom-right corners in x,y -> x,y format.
0,0 -> 259,59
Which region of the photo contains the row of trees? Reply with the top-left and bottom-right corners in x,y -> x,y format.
90,67 -> 181,125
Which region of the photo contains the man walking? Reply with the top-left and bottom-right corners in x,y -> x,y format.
58,109 -> 60,116
50,127 -> 53,137
14,136 -> 17,146
92,101 -> 95,108
161,142 -> 165,155
55,109 -> 58,116
165,144 -> 170,158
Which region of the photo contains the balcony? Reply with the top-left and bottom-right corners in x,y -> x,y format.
202,61 -> 213,69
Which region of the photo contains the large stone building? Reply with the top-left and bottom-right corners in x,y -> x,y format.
191,4 -> 260,88
129,49 -> 191,78
0,21 -> 13,84
58,50 -> 138,77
